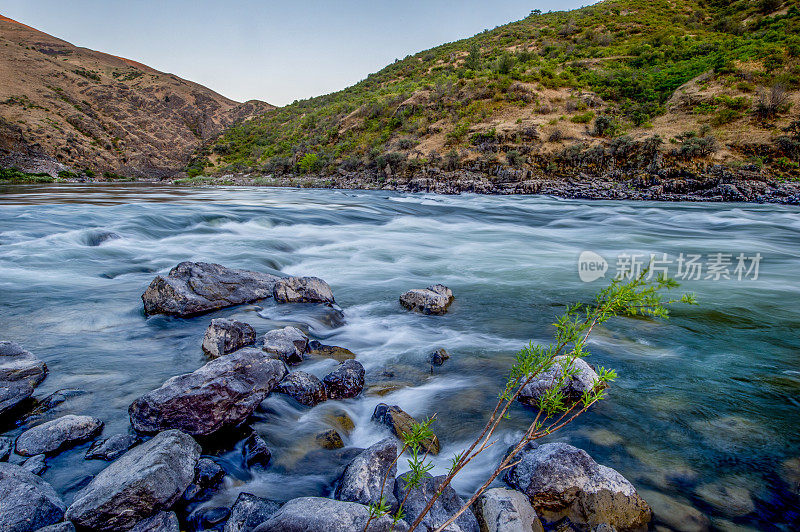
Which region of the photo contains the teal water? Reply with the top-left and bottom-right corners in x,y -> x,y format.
1,184 -> 798,530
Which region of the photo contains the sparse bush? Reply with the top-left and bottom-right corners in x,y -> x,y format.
592,115 -> 615,137
571,111 -> 595,124
493,52 -> 515,75
755,84 -> 790,119
506,150 -> 524,167
548,128 -> 564,142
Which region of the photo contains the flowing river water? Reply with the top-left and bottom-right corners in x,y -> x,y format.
1,184 -> 798,530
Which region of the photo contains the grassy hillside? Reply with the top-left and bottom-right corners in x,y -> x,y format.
203,0 -> 800,184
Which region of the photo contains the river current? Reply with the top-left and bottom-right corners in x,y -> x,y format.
1,184 -> 798,530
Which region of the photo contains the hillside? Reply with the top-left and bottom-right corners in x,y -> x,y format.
0,14 -> 272,178
202,0 -> 800,198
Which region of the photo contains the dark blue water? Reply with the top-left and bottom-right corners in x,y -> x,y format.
1,184 -> 798,530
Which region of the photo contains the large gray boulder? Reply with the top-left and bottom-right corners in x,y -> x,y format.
262,326 -> 309,365
129,348 -> 286,435
273,276 -> 335,304
399,284 -> 454,315
277,371 -> 327,406
504,443 -> 651,531
518,356 -> 602,407
66,429 -> 200,531
16,415 -> 104,456
323,359 -> 365,400
0,463 -> 65,531
253,497 -> 404,532
335,438 -> 398,509
224,493 -> 280,532
394,472 -> 479,532
0,341 -> 48,417
142,262 -> 280,317
129,511 -> 180,532
474,488 -> 544,532
202,318 -> 257,358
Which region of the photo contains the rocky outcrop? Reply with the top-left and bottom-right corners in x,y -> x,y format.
242,432 -> 271,468
277,371 -> 327,406
323,360 -> 365,400
253,497 -> 403,532
0,341 -> 48,417
394,472 -> 479,532
129,511 -> 180,532
202,318 -> 257,357
372,403 -> 440,455
400,285 -> 454,315
141,262 -> 279,317
0,463 -> 65,531
262,326 -> 309,365
273,276 -> 335,304
335,438 -> 398,509
15,415 -> 104,456
474,488 -> 544,532
66,429 -> 200,530
85,433 -> 139,461
224,493 -> 281,532
518,356 -> 602,407
129,348 -> 286,435
504,443 -> 651,531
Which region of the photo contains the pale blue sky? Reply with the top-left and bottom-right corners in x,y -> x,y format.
3,1 -> 596,105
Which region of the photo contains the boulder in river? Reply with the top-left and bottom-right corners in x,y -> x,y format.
429,348 -> 450,366
253,496 -> 404,532
277,371 -> 327,406
307,340 -> 356,361
142,261 -> 280,317
399,284 -> 454,315
323,359 -> 365,400
16,414 -> 104,456
224,492 -> 280,532
273,276 -> 336,304
518,355 -> 602,407
183,457 -> 225,501
316,429 -> 345,450
262,326 -> 309,365
474,487 -> 544,532
66,429 -> 200,531
0,462 -> 66,531
394,472 -> 479,532
503,442 -> 651,531
335,438 -> 398,509
129,510 -> 180,532
129,347 -> 286,436
372,403 -> 440,455
202,318 -> 257,358
85,433 -> 140,461
22,454 -> 47,475
243,432 -> 271,468
0,341 -> 48,417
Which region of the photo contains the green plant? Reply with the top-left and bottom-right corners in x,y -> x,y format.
297,153 -> 320,173
571,111 -> 596,124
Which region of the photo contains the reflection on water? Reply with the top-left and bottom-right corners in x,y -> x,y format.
1,183 -> 799,529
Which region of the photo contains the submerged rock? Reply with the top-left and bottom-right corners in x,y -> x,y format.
129,511 -> 180,532
183,457 -> 225,501
394,472 -> 479,532
323,360 -> 365,400
142,261 -> 280,317
316,429 -> 345,450
85,433 -> 140,461
0,341 -> 48,417
307,340 -> 356,361
518,355 -> 602,407
243,432 -> 271,468
262,326 -> 309,365
335,438 -> 398,509
273,276 -> 335,304
66,429 -> 200,531
639,489 -> 709,532
224,492 -> 280,532
504,442 -> 651,531
202,318 -> 257,358
371,403 -> 440,455
22,454 -> 47,475
129,348 -> 286,436
474,487 -> 544,532
16,414 -> 104,456
399,284 -> 454,315
429,348 -> 450,366
253,496 -> 403,532
0,463 -> 65,531
277,371 -> 327,406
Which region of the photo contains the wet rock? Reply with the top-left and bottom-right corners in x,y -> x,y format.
273,276 -> 335,304
16,415 -> 104,456
372,403 -> 440,455
129,348 -> 286,436
65,429 -> 201,531
83,230 -> 120,247
326,410 -> 355,435
518,356 -> 602,407
307,340 -> 356,361
474,487 -> 544,532
130,511 -> 179,532
183,457 -> 225,501
323,360 -> 365,400
188,506 -> 230,531
0,463 -> 65,531
394,472 -> 479,532
429,348 -> 450,366
0,436 -> 11,461
253,496 -> 403,532
202,318 -> 257,358
0,341 -> 48,417
639,490 -> 709,532
316,429 -> 345,450
261,326 -> 308,365
243,432 -> 271,468
22,454 -> 47,475
277,371 -> 327,406
335,438 -> 397,509
35,523 -> 76,532
224,492 -> 280,532
142,261 -> 280,317
399,284 -> 454,315
27,389 -> 86,417
504,442 -> 651,531
85,433 -> 139,461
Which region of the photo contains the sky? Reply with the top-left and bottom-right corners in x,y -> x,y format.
3,1 -> 595,106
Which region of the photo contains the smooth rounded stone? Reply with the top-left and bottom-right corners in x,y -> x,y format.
371,403 -> 440,455
253,496 -> 405,532
0,436 -> 12,461
224,492 -> 280,532
695,478 -> 755,517
129,348 -> 286,436
0,463 -> 65,531
35,522 -> 76,532
474,487 -> 544,532
273,276 -> 335,304
22,454 -> 47,475
0,341 -> 48,417
261,327 -> 309,365
429,348 -> 450,366
394,472 -> 479,532
85,433 -> 140,461
16,415 -> 104,456
202,318 -> 257,358
639,489 -> 709,532
184,457 -> 226,501
335,438 -> 397,509
517,355 -> 602,407
243,432 -> 271,468
323,360 -> 365,400
503,442 -> 651,531
399,284 -> 454,315
65,429 -> 201,531
188,506 -> 231,530
277,371 -> 327,406
307,340 -> 356,361
316,429 -> 345,450
130,511 -> 180,532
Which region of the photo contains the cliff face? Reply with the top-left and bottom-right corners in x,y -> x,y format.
0,14 -> 273,177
